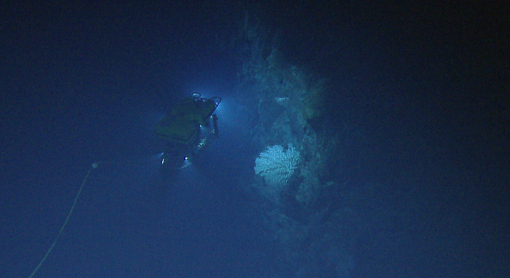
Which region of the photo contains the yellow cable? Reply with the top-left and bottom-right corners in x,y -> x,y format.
28,164 -> 97,278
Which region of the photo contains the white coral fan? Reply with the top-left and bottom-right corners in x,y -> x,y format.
254,144 -> 300,187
